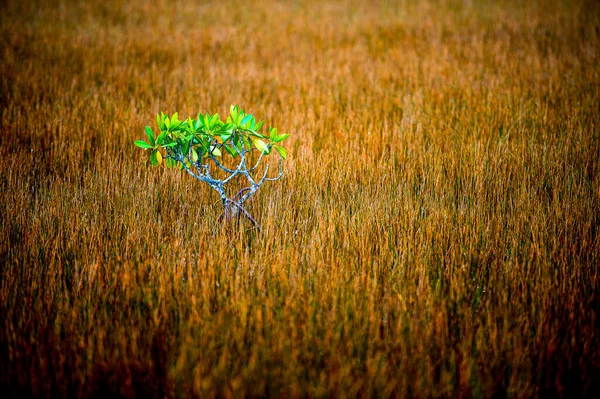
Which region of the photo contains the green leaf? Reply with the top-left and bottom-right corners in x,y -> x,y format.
223,144 -> 238,157
156,131 -> 167,146
197,136 -> 210,153
254,120 -> 264,131
134,140 -> 152,149
230,105 -> 238,119
210,113 -> 219,128
249,131 -> 267,139
210,146 -> 222,157
191,148 -> 199,162
180,137 -> 191,156
269,127 -> 278,140
220,132 -> 233,142
232,136 -> 243,154
241,114 -> 253,126
251,138 -> 268,154
274,145 -> 287,160
145,126 -> 155,146
150,151 -> 158,166
272,133 -> 290,143
168,119 -> 181,132
162,142 -> 178,148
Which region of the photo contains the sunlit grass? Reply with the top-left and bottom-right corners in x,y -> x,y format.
1,0 -> 599,397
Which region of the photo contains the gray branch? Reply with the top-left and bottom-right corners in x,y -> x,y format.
167,129 -> 284,230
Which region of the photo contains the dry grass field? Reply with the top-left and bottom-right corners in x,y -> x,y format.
1,0 -> 599,397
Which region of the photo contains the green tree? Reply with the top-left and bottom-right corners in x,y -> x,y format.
134,105 -> 289,230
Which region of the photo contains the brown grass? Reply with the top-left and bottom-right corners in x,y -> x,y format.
1,0 -> 599,397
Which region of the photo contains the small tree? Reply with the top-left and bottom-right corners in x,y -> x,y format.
134,105 -> 289,231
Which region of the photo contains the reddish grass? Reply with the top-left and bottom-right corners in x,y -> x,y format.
1,0 -> 599,397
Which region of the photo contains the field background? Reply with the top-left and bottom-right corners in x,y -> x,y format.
1,0 -> 599,397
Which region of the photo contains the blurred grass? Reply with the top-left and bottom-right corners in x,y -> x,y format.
1,0 -> 599,397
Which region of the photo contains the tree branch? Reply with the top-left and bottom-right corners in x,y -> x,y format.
162,128 -> 285,232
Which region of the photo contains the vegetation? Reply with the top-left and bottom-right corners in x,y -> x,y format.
134,107 -> 289,229
1,0 -> 599,397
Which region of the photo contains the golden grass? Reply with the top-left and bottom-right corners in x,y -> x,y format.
1,0 -> 599,397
